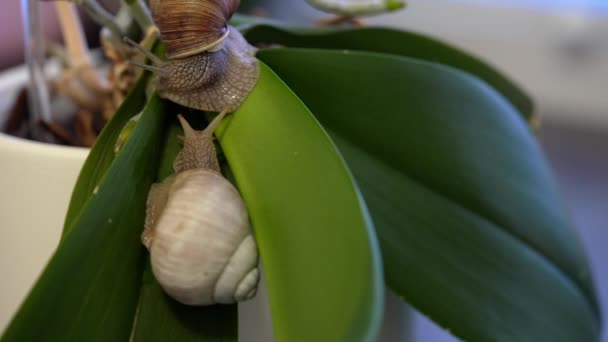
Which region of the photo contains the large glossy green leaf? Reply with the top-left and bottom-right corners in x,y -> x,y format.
212,62 -> 384,341
1,95 -> 166,341
243,25 -> 535,125
258,49 -> 600,341
131,119 -> 237,342
123,61 -> 385,341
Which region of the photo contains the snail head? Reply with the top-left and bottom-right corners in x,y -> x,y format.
173,108 -> 229,173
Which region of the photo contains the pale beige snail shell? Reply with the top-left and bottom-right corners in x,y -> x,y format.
142,109 -> 259,305
127,0 -> 259,112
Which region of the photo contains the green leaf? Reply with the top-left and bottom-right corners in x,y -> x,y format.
1,95 -> 166,341
230,13 -> 277,28
243,25 -> 535,125
214,62 -> 384,341
133,269 -> 237,342
305,0 -> 405,16
258,48 -> 600,341
131,118 -> 237,342
62,75 -> 149,233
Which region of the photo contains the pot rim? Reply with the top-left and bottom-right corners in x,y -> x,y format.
0,60 -> 89,155
0,131 -> 89,156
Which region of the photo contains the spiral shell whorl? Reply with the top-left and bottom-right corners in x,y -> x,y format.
150,0 -> 240,59
147,169 -> 259,305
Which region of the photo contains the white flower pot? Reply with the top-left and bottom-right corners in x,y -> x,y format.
0,64 -> 88,332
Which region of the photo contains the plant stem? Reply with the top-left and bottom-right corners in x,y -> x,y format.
55,2 -> 91,67
55,1 -> 110,93
99,4 -> 136,60
21,0 -> 53,142
128,0 -> 155,31
45,42 -> 70,67
73,0 -> 123,39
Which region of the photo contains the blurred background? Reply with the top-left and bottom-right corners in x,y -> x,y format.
0,0 -> 605,341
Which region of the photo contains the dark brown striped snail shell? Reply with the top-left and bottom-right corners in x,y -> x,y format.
149,0 -> 240,59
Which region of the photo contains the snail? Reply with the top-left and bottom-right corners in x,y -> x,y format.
126,0 -> 259,112
142,108 -> 259,305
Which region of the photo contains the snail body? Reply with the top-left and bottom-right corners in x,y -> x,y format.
143,110 -> 259,305
154,26 -> 259,113
128,0 -> 259,112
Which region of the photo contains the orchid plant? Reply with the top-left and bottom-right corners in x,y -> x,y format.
2,0 -> 600,341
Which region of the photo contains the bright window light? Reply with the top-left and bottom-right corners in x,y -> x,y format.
450,0 -> 608,11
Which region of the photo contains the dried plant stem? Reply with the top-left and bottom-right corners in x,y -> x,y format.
55,2 -> 91,67
55,2 -> 110,96
45,42 -> 70,67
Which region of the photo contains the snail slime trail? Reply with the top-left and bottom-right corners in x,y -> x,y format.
143,109 -> 260,306
128,0 -> 260,113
